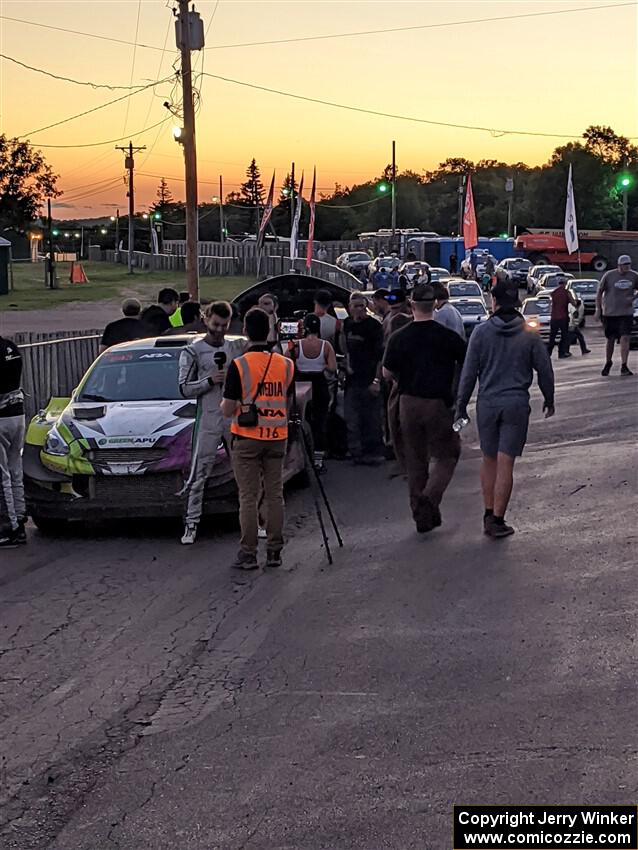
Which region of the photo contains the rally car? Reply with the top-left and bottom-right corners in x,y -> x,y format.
24,335 -> 311,533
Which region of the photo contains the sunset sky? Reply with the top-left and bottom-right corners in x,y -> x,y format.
1,0 -> 637,220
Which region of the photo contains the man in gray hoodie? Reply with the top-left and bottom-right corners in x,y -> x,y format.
456,281 -> 555,538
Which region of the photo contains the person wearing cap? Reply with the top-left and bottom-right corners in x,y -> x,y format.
383,284 -> 467,532
595,254 -> 638,376
343,292 -> 385,465
371,289 -> 392,323
456,280 -> 555,538
383,288 -> 412,342
548,275 -> 577,359
99,298 -> 144,352
432,282 -> 466,340
287,314 -> 337,471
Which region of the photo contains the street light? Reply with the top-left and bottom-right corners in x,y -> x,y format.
377,182 -> 389,193
100,228 -> 108,235
617,172 -> 635,230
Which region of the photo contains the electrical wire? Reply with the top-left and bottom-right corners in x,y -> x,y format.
202,2 -> 635,50
0,53 -> 158,90
30,116 -> 172,149
0,14 -> 174,52
201,71 -> 638,140
122,0 -> 143,135
18,77 -> 174,138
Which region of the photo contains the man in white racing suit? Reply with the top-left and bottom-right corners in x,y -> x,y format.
178,301 -> 245,544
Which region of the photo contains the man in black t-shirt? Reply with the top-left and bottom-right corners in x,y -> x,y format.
0,335 -> 26,547
99,298 -> 144,352
383,284 -> 466,533
343,292 -> 384,464
140,288 -> 179,337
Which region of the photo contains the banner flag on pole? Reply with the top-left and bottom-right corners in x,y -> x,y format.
306,167 -> 316,270
256,171 -> 275,252
290,171 -> 304,261
564,163 -> 579,254
463,173 -> 478,249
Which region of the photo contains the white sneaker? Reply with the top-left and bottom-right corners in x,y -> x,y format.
257,526 -> 267,539
181,522 -> 198,545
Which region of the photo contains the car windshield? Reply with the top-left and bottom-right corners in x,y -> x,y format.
454,302 -> 487,316
507,259 -> 531,269
449,283 -> 481,297
349,253 -> 369,261
572,281 -> 598,293
78,348 -> 182,402
523,301 -> 551,315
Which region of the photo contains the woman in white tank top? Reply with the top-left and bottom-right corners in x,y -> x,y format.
287,314 -> 337,469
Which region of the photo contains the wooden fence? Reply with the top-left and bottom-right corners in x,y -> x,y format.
17,331 -> 101,419
93,250 -> 361,291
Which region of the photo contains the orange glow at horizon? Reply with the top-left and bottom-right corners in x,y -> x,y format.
1,0 -> 637,220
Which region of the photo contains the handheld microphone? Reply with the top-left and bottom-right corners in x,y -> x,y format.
213,351 -> 227,370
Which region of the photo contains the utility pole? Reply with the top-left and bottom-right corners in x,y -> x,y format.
505,177 -> 514,236
391,140 -> 397,238
46,198 -> 56,289
219,175 -> 225,242
457,174 -> 466,237
116,142 -> 145,274
115,209 -> 120,259
177,0 -> 203,300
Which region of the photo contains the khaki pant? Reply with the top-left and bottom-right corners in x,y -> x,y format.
386,381 -> 406,472
399,396 -> 460,520
232,437 -> 287,555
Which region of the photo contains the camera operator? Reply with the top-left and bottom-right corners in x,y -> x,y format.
258,293 -> 280,346
221,308 -> 295,570
178,301 -> 246,546
287,314 -> 337,471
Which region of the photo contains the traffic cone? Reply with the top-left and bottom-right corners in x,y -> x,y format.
69,262 -> 89,284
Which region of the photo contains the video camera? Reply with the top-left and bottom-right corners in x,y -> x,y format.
277,310 -> 306,341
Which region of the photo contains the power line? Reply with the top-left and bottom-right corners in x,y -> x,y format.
203,2 -> 635,50
29,116 -> 172,149
122,0 -> 143,135
0,53 -> 156,90
0,14 -> 173,52
202,71 -> 638,140
18,76 -> 174,138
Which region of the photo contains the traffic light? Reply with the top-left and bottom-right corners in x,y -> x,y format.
617,172 -> 635,191
377,182 -> 389,193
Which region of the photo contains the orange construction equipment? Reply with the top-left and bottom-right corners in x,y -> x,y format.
69,262 -> 89,284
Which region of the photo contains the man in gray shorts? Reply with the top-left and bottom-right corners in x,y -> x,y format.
456,281 -> 555,538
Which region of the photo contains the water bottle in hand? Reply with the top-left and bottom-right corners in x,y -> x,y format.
452,416 -> 470,433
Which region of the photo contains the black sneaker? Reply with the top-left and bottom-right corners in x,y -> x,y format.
231,550 -> 259,570
558,352 -> 572,359
0,527 -> 20,548
601,361 -> 612,376
16,519 -> 27,545
621,364 -> 634,376
485,517 -> 515,539
582,349 -> 591,355
265,549 -> 282,568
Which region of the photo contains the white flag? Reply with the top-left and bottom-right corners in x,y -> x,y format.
564,164 -> 579,254
290,172 -> 304,261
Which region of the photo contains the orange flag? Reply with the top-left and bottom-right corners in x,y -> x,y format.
463,174 -> 478,250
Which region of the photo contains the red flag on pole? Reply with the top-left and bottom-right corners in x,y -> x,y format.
256,171 -> 275,251
306,167 -> 316,270
463,173 -> 478,250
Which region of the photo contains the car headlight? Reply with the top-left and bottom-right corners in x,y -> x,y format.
526,319 -> 540,329
44,424 -> 70,456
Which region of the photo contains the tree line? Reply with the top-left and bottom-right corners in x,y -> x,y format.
0,126 -> 636,244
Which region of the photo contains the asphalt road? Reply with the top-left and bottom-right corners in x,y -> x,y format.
1,328 -> 636,850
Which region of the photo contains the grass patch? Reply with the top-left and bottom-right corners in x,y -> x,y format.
2,262 -> 253,311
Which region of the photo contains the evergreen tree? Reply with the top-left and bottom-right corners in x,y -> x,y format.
240,159 -> 265,207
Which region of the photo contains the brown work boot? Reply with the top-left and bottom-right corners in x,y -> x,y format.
265,549 -> 282,568
231,550 -> 259,570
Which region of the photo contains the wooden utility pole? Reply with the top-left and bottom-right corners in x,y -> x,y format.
116,142 -> 145,274
177,0 -> 201,300
391,140 -> 397,237
46,198 -> 56,289
219,175 -> 225,242
290,161 -> 295,234
457,174 -> 466,237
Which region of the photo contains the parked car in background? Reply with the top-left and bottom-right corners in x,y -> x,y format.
496,257 -> 532,287
460,250 -> 498,279
526,264 -> 563,293
631,297 -> 638,349
398,260 -> 431,283
570,278 -> 600,313
447,279 -> 487,308
368,254 -> 401,277
429,267 -> 451,283
336,251 -> 372,275
533,272 -> 574,296
452,298 -> 490,337
522,297 -> 552,341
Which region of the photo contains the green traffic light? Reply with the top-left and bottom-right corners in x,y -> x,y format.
377,183 -> 389,193
621,177 -> 631,187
